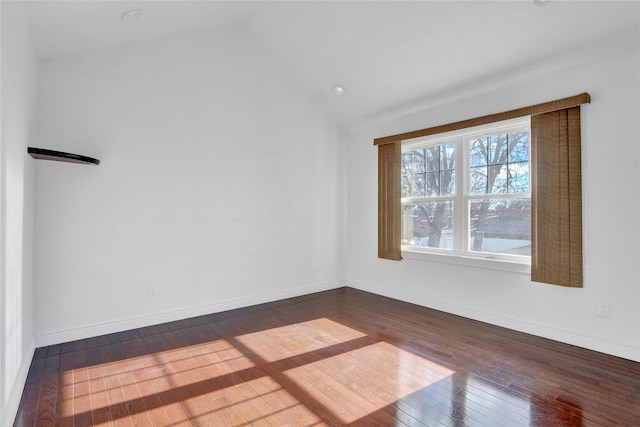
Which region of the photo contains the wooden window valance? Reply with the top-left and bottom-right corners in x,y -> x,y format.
374,93 -> 590,146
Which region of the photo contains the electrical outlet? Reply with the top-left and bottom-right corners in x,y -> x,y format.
147,284 -> 157,297
596,302 -> 610,318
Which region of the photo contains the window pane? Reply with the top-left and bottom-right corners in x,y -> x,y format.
488,164 -> 507,194
508,161 -> 529,193
402,152 -> 413,170
440,170 -> 455,196
470,138 -> 487,166
401,172 -> 427,197
441,143 -> 455,170
508,131 -> 529,162
488,134 -> 508,165
402,149 -> 427,197
469,198 -> 531,255
424,172 -> 439,196
402,201 -> 454,249
470,167 -> 487,194
401,149 -> 424,174
425,146 -> 441,172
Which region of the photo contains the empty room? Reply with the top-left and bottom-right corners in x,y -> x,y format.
1,1 -> 639,426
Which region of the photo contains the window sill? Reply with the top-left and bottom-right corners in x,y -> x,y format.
401,249 -> 531,274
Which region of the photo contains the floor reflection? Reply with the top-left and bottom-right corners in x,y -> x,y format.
283,342 -> 455,424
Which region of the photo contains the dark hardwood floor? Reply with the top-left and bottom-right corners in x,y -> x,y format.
13,287 -> 640,426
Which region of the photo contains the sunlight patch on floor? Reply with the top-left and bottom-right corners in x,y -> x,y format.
284,341 -> 455,424
60,338 -> 257,419
235,318 -> 367,362
59,320 -> 455,425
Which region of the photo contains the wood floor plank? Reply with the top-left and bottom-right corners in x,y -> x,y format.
32,353 -> 61,427
85,346 -> 114,427
97,345 -> 134,427
11,355 -> 46,427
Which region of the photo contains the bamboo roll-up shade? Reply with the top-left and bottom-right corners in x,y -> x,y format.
374,93 -> 591,146
378,142 -> 402,260
531,107 -> 583,287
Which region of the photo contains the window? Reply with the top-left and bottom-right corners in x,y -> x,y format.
400,118 -> 531,263
376,93 -> 589,286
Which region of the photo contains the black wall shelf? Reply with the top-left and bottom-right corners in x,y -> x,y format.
28,147 -> 100,165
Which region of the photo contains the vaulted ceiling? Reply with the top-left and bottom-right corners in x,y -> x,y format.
21,1 -> 640,127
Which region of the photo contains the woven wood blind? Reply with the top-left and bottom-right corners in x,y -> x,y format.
531,107 -> 583,287
378,142 -> 402,260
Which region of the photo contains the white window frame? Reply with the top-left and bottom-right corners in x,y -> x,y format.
401,117 -> 531,272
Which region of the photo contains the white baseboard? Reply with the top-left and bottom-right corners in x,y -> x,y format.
348,279 -> 640,362
1,336 -> 36,427
36,280 -> 345,348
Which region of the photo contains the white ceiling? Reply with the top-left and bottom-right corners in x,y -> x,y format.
21,0 -> 640,127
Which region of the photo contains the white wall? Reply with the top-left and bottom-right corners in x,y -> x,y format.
346,51 -> 640,362
0,2 -> 37,426
34,24 -> 346,345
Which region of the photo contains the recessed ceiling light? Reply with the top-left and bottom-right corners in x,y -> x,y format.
533,0 -> 551,7
333,85 -> 346,96
122,9 -> 144,22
